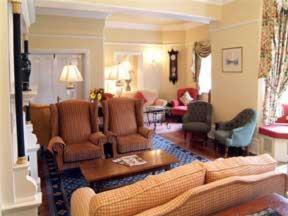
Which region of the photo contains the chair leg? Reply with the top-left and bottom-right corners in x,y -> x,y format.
245,146 -> 249,156
224,146 -> 229,158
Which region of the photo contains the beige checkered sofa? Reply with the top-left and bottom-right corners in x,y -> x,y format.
71,154 -> 287,216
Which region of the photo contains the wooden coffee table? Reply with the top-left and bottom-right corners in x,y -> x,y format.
215,193 -> 288,216
80,149 -> 178,191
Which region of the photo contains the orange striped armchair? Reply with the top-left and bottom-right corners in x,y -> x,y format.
47,100 -> 106,171
102,97 -> 154,158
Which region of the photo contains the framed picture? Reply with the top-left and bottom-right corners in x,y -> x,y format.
222,47 -> 243,72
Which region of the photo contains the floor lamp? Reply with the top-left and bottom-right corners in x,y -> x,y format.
59,64 -> 83,99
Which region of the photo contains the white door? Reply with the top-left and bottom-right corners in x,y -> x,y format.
30,53 -> 84,104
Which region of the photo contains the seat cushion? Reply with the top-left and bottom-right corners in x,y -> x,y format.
214,130 -> 232,145
117,134 -> 150,154
64,142 -> 102,163
203,154 -> 277,183
171,106 -> 187,116
182,122 -> 210,133
89,162 -> 205,216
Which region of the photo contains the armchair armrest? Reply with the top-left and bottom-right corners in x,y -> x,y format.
231,122 -> 256,147
154,99 -> 168,107
215,121 -> 233,130
47,136 -> 66,153
89,132 -> 107,145
138,127 -> 154,139
171,99 -> 179,107
104,131 -> 117,143
71,187 -> 96,216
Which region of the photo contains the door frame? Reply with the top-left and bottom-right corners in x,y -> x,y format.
30,49 -> 90,100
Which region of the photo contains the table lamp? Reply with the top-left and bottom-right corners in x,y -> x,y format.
59,64 -> 83,99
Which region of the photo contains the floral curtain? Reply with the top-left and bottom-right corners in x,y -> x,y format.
259,0 -> 288,125
193,41 -> 211,89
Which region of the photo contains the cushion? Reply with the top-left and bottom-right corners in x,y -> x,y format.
182,122 -> 210,133
203,154 -> 277,183
179,91 -> 193,106
214,130 -> 232,145
89,162 -> 206,216
108,98 -> 138,136
58,100 -> 92,144
134,91 -> 148,104
117,134 -> 149,153
64,142 -> 102,162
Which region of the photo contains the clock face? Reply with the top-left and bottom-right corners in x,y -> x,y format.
170,54 -> 176,61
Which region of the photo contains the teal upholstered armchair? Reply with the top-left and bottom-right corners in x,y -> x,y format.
214,108 -> 257,157
182,101 -> 212,145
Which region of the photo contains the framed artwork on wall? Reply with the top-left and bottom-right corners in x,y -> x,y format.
222,47 -> 243,73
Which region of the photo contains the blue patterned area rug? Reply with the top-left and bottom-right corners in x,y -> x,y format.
44,135 -> 208,216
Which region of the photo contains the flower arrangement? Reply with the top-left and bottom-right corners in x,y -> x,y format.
89,88 -> 104,102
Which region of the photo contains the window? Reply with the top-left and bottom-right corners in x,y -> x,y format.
198,54 -> 212,94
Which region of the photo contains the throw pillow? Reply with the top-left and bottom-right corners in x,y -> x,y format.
134,91 -> 148,104
179,91 -> 193,105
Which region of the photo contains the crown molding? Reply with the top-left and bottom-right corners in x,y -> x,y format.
29,33 -> 104,40
191,0 -> 235,5
105,21 -> 205,32
35,0 -> 214,23
105,21 -> 161,31
36,7 -> 110,19
209,19 -> 260,32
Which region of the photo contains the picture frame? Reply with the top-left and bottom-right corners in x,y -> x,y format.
222,47 -> 243,73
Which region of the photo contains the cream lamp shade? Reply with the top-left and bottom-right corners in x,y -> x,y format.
59,64 -> 83,89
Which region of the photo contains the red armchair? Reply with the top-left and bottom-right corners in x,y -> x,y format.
47,100 -> 106,171
171,88 -> 198,117
276,104 -> 288,123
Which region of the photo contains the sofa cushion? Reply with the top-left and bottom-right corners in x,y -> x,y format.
203,154 -> 277,183
64,142 -> 102,162
89,162 -> 205,216
117,134 -> 149,153
179,91 -> 193,105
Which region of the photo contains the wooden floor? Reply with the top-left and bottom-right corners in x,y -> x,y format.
38,124 -> 223,216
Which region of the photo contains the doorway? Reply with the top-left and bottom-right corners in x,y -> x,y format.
30,53 -> 85,104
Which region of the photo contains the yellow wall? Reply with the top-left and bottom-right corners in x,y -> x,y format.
210,0 -> 262,121
104,26 -> 209,100
29,15 -> 106,91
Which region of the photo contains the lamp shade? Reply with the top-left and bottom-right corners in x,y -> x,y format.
118,61 -> 131,80
59,64 -> 83,83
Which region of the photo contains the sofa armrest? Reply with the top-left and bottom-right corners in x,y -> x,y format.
47,136 -> 65,153
171,99 -> 179,107
105,131 -> 117,143
71,187 -> 96,216
89,132 -> 107,145
138,127 -> 154,139
154,99 -> 168,107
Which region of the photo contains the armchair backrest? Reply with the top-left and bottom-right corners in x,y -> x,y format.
177,88 -> 198,105
50,100 -> 98,144
230,109 -> 257,129
187,101 -> 212,124
103,97 -> 144,136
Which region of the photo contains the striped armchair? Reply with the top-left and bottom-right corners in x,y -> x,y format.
47,100 -> 106,171
102,97 -> 154,158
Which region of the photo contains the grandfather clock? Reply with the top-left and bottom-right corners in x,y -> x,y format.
168,49 -> 178,85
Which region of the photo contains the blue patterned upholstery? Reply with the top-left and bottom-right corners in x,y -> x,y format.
215,108 -> 257,148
